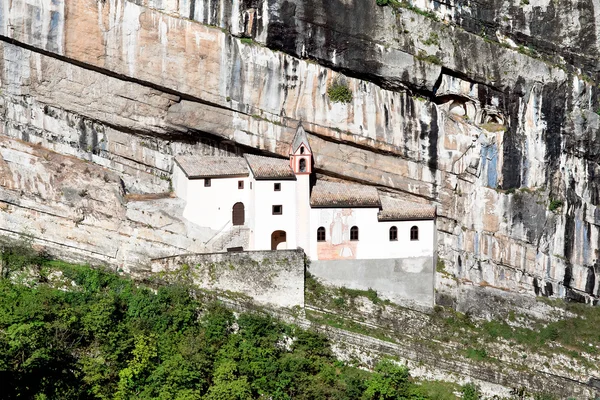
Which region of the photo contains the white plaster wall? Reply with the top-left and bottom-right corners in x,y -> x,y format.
309,208 -> 435,260
309,207 -> 379,260
377,220 -> 436,258
295,175 -> 311,253
172,164 -> 188,200
252,180 -> 297,250
247,176 -> 257,248
182,175 -> 251,230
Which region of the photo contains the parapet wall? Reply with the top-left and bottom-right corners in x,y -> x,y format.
308,257 -> 434,310
151,249 -> 305,309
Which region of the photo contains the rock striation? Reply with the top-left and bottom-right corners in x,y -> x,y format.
0,0 -> 599,306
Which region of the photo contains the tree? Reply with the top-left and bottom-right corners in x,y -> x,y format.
363,359 -> 413,400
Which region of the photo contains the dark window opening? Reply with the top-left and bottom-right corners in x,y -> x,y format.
299,158 -> 307,172
250,182 -> 252,189
389,226 -> 398,241
300,146 -> 305,154
274,183 -> 281,191
272,205 -> 282,215
410,226 -> 419,241
232,202 -> 245,225
350,226 -> 359,241
204,178 -> 211,187
317,227 -> 326,242
238,180 -> 244,189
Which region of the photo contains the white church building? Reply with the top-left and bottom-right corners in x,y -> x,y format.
172,126 -> 436,262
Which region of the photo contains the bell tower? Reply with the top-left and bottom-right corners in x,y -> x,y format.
290,125 -> 312,253
289,125 -> 312,175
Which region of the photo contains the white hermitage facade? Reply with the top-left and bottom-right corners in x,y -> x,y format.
172,126 -> 436,261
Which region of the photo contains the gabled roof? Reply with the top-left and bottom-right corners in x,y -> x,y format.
244,154 -> 296,180
310,181 -> 380,208
174,155 -> 249,179
290,125 -> 312,155
378,196 -> 436,221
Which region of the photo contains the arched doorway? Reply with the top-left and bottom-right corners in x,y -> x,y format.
232,202 -> 245,226
271,230 -> 287,250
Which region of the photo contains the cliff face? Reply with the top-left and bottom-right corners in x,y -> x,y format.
0,0 -> 599,303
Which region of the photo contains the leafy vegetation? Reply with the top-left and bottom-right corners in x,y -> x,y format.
375,0 -> 439,22
423,32 -> 440,47
327,78 -> 353,104
415,50 -> 442,65
548,199 -> 563,212
306,271 -> 600,393
461,383 -> 482,400
0,245 -> 447,399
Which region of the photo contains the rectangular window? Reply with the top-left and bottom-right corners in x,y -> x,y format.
238,180 -> 244,189
272,205 -> 282,215
250,182 -> 253,189
204,178 -> 211,187
274,183 -> 281,191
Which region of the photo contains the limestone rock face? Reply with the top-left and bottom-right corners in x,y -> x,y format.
0,0 -> 599,306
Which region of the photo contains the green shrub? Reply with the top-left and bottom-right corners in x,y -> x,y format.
363,359 -> 412,399
327,79 -> 353,104
423,32 -> 440,46
0,238 -> 48,278
548,199 -> 563,212
461,382 -> 482,400
465,347 -> 488,361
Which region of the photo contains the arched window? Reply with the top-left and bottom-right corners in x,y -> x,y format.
350,226 -> 359,241
410,226 -> 419,241
299,158 -> 307,172
300,146 -> 305,154
389,226 -> 398,241
317,227 -> 326,242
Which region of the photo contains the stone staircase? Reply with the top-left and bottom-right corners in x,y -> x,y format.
210,225 -> 250,252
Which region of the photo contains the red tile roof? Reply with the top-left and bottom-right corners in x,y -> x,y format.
174,156 -> 249,178
244,154 -> 296,180
378,196 -> 436,221
310,181 -> 380,208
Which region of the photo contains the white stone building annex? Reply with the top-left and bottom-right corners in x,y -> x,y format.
172,126 -> 437,265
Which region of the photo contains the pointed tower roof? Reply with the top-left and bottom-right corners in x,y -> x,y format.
290,125 -> 312,155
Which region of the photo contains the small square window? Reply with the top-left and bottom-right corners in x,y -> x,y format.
274,183 -> 281,191
272,205 -> 282,215
204,178 -> 211,187
238,180 -> 244,189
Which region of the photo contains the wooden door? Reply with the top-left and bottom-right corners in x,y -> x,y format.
232,202 -> 245,225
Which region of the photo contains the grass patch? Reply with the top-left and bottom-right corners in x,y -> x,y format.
306,273 -> 389,311
465,347 -> 489,361
414,380 -> 460,399
306,309 -> 396,344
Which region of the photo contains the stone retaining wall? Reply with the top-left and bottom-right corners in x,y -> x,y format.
151,249 -> 305,308
309,257 -> 434,310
